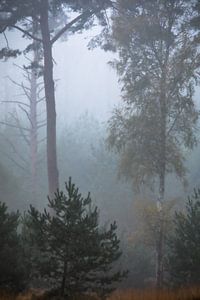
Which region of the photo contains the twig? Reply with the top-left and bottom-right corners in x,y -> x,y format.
3,32 -> 9,48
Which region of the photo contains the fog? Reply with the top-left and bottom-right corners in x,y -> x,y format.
0,1 -> 200,297
0,29 -> 120,123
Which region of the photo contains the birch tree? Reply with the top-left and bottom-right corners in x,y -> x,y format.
106,0 -> 200,287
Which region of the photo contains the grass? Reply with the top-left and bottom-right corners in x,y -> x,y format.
1,287 -> 200,300
108,287 -> 200,300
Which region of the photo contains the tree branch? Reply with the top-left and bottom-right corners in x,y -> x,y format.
3,31 -> 9,48
18,104 -> 32,126
51,9 -> 94,45
0,149 -> 29,173
11,25 -> 42,42
0,133 -> 30,168
0,100 -> 30,108
0,121 -> 30,132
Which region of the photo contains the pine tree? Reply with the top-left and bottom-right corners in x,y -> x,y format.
0,0 -> 113,198
25,178 -> 126,298
0,202 -> 26,291
167,190 -> 200,287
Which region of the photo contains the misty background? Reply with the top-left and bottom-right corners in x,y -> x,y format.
0,1 -> 200,292
1,27 -> 200,217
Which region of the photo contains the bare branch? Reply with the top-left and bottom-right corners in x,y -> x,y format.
3,32 -> 9,48
0,100 -> 30,108
38,137 -> 46,144
21,83 -> 31,100
18,104 -> 32,126
37,96 -> 45,104
36,81 -> 44,88
37,122 -> 46,129
0,150 -> 29,173
13,63 -> 27,73
11,112 -> 31,145
37,85 -> 45,95
0,121 -> 30,132
11,25 -> 42,42
0,133 -> 30,168
7,76 -> 24,89
37,119 -> 46,125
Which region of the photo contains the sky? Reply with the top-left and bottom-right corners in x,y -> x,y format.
0,27 -> 121,125
1,26 -> 200,125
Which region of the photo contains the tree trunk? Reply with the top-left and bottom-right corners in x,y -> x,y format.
30,52 -> 38,200
40,0 -> 59,198
156,175 -> 165,289
156,66 -> 167,289
29,19 -> 40,200
61,261 -> 67,297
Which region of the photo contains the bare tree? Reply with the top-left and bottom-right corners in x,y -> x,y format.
0,45 -> 46,200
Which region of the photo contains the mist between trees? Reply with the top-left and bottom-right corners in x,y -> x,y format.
0,0 -> 200,297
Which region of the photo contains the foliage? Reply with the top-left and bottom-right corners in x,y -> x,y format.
0,202 -> 27,291
24,178 -> 126,298
167,189 -> 200,287
120,240 -> 154,289
133,199 -> 176,249
105,0 -> 200,193
190,0 -> 200,40
0,48 -> 21,60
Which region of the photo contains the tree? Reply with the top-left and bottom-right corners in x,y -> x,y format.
24,178 -> 126,298
104,0 -> 200,287
190,0 -> 200,44
0,43 -> 45,201
167,189 -> 200,287
0,202 -> 26,291
0,0 -> 113,198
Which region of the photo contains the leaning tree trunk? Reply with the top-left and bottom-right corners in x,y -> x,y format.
40,0 -> 59,198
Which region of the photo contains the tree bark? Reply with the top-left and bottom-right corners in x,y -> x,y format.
40,0 -> 59,198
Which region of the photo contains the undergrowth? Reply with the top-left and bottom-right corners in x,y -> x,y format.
1,287 -> 200,300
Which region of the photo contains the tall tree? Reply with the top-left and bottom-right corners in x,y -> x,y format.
0,31 -> 45,201
0,0 -> 113,198
105,0 -> 200,287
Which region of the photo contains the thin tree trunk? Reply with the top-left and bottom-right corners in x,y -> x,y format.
30,52 -> 38,199
156,65 -> 167,289
61,261 -> 67,297
156,174 -> 165,289
40,0 -> 59,198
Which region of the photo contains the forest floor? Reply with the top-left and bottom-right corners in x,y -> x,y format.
1,286 -> 200,300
